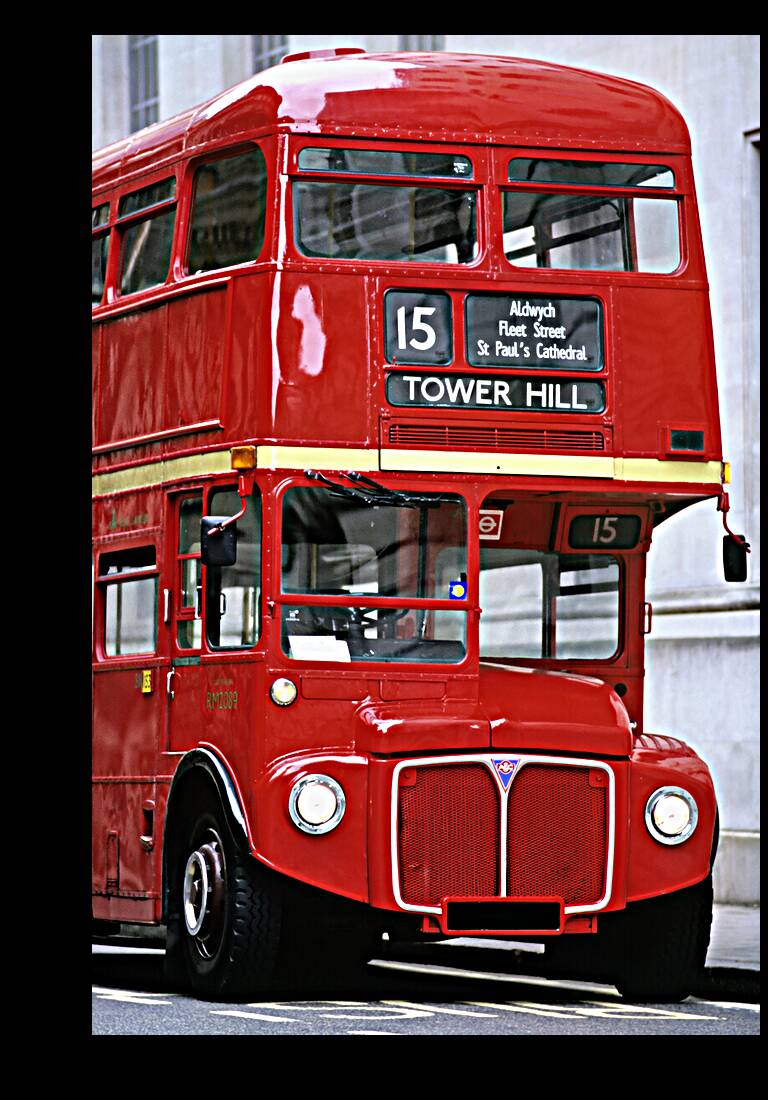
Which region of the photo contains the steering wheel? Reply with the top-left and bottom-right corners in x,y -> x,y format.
307,605 -> 411,634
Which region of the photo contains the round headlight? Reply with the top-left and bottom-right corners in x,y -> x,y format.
270,678 -> 297,706
645,786 -> 698,845
289,775 -> 346,835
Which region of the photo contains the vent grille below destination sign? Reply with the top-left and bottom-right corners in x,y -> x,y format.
386,371 -> 605,414
466,293 -> 603,371
387,421 -> 608,453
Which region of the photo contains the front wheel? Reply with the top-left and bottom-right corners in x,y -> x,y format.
172,799 -> 283,998
607,875 -> 713,1001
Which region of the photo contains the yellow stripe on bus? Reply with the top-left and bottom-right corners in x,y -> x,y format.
92,447 -> 723,496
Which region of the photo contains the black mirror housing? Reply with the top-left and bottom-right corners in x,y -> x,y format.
202,516 -> 238,567
723,534 -> 748,582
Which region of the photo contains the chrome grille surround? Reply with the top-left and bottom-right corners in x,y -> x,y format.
391,753 -> 615,917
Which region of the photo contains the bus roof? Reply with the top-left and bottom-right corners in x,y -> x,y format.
93,51 -> 691,187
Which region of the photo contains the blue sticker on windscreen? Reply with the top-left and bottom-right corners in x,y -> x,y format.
448,580 -> 467,600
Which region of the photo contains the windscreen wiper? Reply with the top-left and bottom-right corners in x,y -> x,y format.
303,469 -> 386,505
343,471 -> 447,507
304,469 -> 445,508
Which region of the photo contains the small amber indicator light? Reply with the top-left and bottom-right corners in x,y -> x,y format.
231,446 -> 257,470
722,461 -> 731,484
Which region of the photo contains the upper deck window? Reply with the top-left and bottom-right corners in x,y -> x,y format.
298,147 -> 473,179
294,181 -> 477,264
92,202 -> 110,307
118,177 -> 176,296
508,160 -> 674,189
187,148 -> 268,274
503,159 -> 680,274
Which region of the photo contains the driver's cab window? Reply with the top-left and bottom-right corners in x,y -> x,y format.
279,485 -> 468,664
205,486 -> 261,648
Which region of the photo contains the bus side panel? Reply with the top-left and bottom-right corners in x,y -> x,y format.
92,324 -> 102,442
613,287 -> 722,460
92,666 -> 164,913
165,287 -> 228,431
269,272 -> 372,445
224,274 -> 273,443
97,307 -> 168,447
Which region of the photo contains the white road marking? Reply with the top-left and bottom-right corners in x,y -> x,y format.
689,999 -> 760,1013
463,1000 -> 578,1019
383,999 -> 498,1018
577,999 -> 719,1021
210,1010 -> 297,1023
463,998 -> 718,1021
346,1030 -> 399,1036
369,957 -> 619,996
248,1000 -> 433,1021
93,987 -> 172,1006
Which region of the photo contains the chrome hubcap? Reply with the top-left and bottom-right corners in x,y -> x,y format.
182,831 -> 226,958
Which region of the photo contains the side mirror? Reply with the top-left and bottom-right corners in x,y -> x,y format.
201,516 -> 238,567
723,534 -> 748,582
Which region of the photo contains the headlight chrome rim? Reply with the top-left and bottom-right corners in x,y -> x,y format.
644,786 -> 698,845
270,677 -> 298,707
289,774 -> 346,835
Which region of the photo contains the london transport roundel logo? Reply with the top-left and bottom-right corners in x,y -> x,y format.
492,757 -> 520,790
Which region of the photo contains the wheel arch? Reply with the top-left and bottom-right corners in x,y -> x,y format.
162,747 -> 249,921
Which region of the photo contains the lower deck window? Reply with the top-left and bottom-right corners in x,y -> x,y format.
205,488 -> 261,649
480,550 -> 620,660
105,578 -> 157,656
281,605 -> 466,664
99,546 -> 158,657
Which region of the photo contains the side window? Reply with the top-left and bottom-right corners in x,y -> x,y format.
205,487 -> 261,648
187,148 -> 268,274
479,549 -> 620,660
92,203 -> 110,307
98,546 -> 158,656
118,177 -> 176,295
176,496 -> 202,650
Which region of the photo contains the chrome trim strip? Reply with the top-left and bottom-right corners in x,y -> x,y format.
390,753 -> 615,918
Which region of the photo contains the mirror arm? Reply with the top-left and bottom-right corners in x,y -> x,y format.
718,491 -> 751,552
207,473 -> 253,537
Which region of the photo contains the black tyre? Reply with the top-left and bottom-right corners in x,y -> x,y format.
170,794 -> 283,998
606,875 -> 713,1001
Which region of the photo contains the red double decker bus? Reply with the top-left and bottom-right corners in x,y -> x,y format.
92,49 -> 749,1000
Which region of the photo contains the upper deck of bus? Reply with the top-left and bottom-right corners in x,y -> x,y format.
92,51 -> 692,183
92,51 -> 724,501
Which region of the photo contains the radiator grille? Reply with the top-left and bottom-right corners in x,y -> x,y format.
506,765 -> 607,907
395,760 -> 609,911
387,422 -> 607,453
397,764 -> 500,906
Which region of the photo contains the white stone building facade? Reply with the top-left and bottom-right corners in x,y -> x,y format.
92,34 -> 759,902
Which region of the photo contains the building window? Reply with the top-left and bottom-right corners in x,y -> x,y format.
252,35 -> 288,72
397,35 -> 444,52
129,35 -> 159,132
